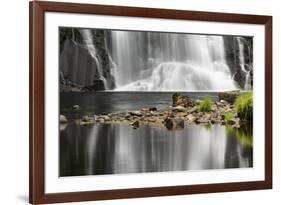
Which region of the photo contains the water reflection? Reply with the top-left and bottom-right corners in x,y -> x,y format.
60,123 -> 253,177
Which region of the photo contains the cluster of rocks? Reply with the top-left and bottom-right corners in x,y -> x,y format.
60,91 -> 242,130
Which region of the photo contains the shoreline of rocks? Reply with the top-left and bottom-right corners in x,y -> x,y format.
60,91 -> 248,130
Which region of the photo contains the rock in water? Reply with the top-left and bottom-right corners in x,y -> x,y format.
72,105 -> 80,110
172,93 -> 194,107
130,120 -> 140,129
218,90 -> 240,104
129,111 -> 142,117
163,117 -> 174,130
163,117 -> 184,130
141,107 -> 157,112
149,107 -> 157,111
60,115 -> 68,123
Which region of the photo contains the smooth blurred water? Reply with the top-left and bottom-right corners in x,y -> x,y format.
111,32 -> 236,91
60,92 -> 252,177
60,123 -> 253,176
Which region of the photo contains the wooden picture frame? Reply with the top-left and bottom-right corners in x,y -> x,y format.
29,1 -> 272,204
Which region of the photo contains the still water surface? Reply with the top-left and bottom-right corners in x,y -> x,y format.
60,92 -> 253,177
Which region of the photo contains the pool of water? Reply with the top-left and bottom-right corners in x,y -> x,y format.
60,92 -> 253,176
60,91 -> 219,119
60,112 -> 253,176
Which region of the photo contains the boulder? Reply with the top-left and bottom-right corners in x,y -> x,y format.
163,117 -> 174,130
60,115 -> 68,123
218,90 -> 240,104
163,117 -> 184,130
172,93 -> 194,108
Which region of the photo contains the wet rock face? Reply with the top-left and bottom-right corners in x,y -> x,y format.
59,28 -> 115,92
223,36 -> 253,89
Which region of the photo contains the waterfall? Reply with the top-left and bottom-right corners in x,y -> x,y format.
111,32 -> 148,86
80,29 -> 108,89
111,31 -> 237,91
237,37 -> 251,90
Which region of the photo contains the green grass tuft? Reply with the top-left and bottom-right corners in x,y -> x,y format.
234,92 -> 253,122
224,111 -> 234,123
198,97 -> 212,112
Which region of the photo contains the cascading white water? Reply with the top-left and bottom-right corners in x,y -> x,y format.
111,31 -> 237,91
237,37 -> 251,90
111,32 -> 148,86
80,29 -> 108,89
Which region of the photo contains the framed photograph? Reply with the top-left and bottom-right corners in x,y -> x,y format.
29,1 -> 272,204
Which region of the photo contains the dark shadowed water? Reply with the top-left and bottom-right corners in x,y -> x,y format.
59,92 -> 253,177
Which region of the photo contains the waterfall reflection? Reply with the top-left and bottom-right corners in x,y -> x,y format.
60,123 -> 253,177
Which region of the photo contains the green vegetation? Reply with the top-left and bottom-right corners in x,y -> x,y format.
236,128 -> 253,147
234,92 -> 253,122
198,96 -> 212,112
226,125 -> 253,147
224,111 -> 234,123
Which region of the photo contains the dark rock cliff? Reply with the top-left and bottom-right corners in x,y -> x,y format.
223,36 -> 253,89
59,28 -> 115,92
